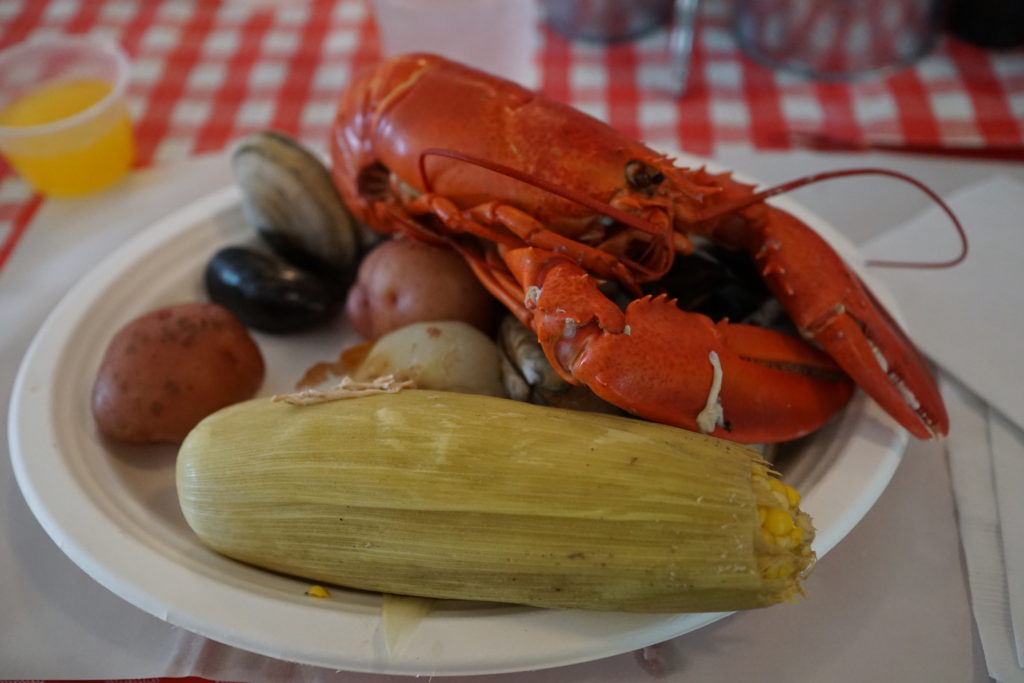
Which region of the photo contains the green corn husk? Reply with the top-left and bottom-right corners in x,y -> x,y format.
176,390 -> 815,612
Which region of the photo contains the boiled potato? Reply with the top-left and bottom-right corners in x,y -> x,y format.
91,302 -> 265,444
352,321 -> 505,397
344,237 -> 498,339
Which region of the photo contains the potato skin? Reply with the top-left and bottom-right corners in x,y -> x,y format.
352,321 -> 506,397
91,302 -> 265,444
344,237 -> 498,339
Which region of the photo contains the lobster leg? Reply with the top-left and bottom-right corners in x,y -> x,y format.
403,193 -> 645,292
503,247 -> 854,444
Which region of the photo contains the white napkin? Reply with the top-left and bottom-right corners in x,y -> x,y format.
863,176 -> 1024,682
860,175 -> 1022,432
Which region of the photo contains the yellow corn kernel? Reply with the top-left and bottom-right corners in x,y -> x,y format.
784,483 -> 801,507
305,585 -> 330,598
790,526 -> 805,545
765,508 -> 795,537
767,478 -> 788,508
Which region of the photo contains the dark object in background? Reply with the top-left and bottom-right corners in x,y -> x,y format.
543,0 -> 675,42
948,0 -> 1024,49
642,244 -> 774,324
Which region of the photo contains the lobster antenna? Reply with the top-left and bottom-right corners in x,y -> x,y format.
417,147 -> 672,275
697,168 -> 968,269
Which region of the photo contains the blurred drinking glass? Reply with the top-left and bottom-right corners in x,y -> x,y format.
543,0 -> 675,43
371,0 -> 539,87
0,36 -> 135,197
734,0 -> 943,80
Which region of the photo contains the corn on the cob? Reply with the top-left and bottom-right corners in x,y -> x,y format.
176,390 -> 815,612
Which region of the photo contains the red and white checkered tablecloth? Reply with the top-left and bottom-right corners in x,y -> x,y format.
1,0 -> 1022,273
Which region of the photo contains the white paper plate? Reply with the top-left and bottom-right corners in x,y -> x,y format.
8,180 -> 907,676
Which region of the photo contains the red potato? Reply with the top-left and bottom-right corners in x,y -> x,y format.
344,237 -> 499,340
91,302 -> 265,444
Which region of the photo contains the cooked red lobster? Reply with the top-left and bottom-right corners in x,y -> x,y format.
329,53 -> 948,444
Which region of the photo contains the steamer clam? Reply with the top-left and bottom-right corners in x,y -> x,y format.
231,130 -> 365,287
497,314 -> 624,414
206,132 -> 368,330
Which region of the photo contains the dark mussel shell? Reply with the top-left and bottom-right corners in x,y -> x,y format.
205,246 -> 338,333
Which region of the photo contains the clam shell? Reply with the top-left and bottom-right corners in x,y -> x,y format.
497,315 -> 624,415
232,131 -> 360,282
498,315 -> 567,395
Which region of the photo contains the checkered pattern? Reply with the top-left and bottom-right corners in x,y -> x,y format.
1,0 -> 1022,274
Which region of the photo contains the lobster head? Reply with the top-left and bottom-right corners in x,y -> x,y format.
330,54 -> 694,270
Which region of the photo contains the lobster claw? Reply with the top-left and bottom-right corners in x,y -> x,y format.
806,276 -> 948,439
507,247 -> 855,444
577,299 -> 856,444
751,205 -> 949,440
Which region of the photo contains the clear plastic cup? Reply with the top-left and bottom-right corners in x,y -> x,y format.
734,0 -> 942,81
0,36 -> 135,197
371,0 -> 539,87
543,0 -> 675,43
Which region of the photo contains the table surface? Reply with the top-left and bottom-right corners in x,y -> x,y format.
1,1 -> 1021,680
